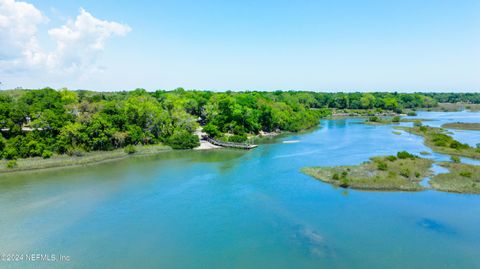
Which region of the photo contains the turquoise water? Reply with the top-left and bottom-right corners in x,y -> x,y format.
0,111 -> 479,269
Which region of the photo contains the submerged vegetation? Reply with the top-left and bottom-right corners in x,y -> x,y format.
301,152 -> 433,191
398,125 -> 480,159
441,122 -> 480,131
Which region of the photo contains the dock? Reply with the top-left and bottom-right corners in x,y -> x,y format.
202,136 -> 257,150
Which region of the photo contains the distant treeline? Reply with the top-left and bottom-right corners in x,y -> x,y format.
423,92 -> 480,104
0,88 -> 478,160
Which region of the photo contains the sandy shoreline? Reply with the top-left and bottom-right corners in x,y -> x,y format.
195,140 -> 222,150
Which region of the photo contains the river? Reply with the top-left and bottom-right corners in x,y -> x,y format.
0,111 -> 479,268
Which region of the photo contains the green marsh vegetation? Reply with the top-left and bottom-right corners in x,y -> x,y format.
301,151 -> 433,191
362,116 -> 432,125
398,125 -> 480,159
423,103 -> 480,112
430,162 -> 480,194
441,122 -> 480,131
420,93 -> 480,111
302,151 -> 480,194
0,144 -> 170,173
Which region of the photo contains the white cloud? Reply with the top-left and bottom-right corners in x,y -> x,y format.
0,0 -> 47,70
0,0 -> 130,75
47,8 -> 131,73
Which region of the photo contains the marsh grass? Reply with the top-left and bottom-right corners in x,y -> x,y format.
430,162 -> 480,194
441,122 -> 480,131
423,103 -> 480,112
0,144 -> 171,174
362,117 -> 433,126
398,126 -> 480,159
301,154 -> 433,191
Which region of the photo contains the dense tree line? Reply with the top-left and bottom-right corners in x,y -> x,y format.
423,93 -> 480,104
0,88 -> 478,160
290,92 -> 441,112
0,88 -> 329,159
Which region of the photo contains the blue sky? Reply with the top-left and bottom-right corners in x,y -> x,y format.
1,0 -> 479,91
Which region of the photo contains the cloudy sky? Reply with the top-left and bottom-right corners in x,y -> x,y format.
1,0 -> 479,92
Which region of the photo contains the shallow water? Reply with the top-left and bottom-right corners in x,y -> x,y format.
0,112 -> 479,269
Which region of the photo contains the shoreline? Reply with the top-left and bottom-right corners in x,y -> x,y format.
0,128 -> 286,175
0,144 -> 172,176
3,110 -> 478,176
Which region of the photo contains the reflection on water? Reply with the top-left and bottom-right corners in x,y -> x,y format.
0,111 -> 479,269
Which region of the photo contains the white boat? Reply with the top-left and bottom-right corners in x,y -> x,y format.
282,140 -> 300,144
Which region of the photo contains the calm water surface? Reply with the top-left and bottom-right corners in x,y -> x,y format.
0,111 -> 479,269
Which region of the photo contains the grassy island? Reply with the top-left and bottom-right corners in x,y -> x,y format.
423,102 -> 480,112
398,126 -> 480,159
301,152 -> 434,191
362,116 -> 432,125
430,162 -> 480,194
441,122 -> 480,131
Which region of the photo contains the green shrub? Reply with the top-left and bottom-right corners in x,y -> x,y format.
0,134 -> 5,152
166,129 -> 200,149
6,160 -> 17,168
214,135 -> 228,142
460,171 -> 472,178
124,145 -> 136,154
415,172 -> 421,178
377,161 -> 388,171
450,140 -> 468,150
332,173 -> 340,180
432,133 -> 450,144
228,134 -> 247,143
392,116 -> 400,123
368,116 -> 379,122
339,177 -> 350,188
203,123 -> 221,138
42,150 -> 53,159
399,168 -> 411,178
232,125 -> 246,135
450,156 -> 461,163
67,148 -> 84,157
386,155 -> 397,162
397,151 -> 416,159
3,147 -> 18,160
413,120 -> 422,127
407,111 -> 417,116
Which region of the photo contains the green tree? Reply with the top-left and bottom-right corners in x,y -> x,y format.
166,129 -> 200,149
